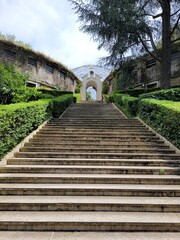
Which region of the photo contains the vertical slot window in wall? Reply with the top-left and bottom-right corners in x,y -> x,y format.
28,58 -> 37,67
4,49 -> 16,58
45,64 -> 54,74
70,78 -> 74,85
60,70 -> 66,80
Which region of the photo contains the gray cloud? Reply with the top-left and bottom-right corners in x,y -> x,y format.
0,0 -> 107,68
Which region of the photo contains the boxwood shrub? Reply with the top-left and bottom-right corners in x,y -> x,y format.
49,94 -> 74,118
0,94 -> 74,159
138,99 -> 180,148
139,88 -> 180,101
113,88 -> 159,97
112,94 -> 139,117
105,93 -> 180,148
37,88 -> 72,97
103,94 -> 114,103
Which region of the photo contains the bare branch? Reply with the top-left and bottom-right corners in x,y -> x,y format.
139,0 -> 150,12
139,13 -> 156,18
138,34 -> 161,62
171,14 -> 180,36
153,13 -> 162,19
148,31 -> 161,59
171,8 -> 180,17
171,37 -> 180,43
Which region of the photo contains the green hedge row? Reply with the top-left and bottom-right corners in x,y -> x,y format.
113,94 -> 139,117
8,87 -> 73,104
104,94 -> 114,103
113,88 -> 159,97
73,93 -> 81,103
105,94 -> 138,117
139,99 -> 180,148
37,88 -> 73,97
49,94 -> 76,118
140,88 -> 180,101
104,94 -> 180,148
113,87 -> 180,100
0,94 -> 74,159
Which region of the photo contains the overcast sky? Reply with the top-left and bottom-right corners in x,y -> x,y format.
0,0 -> 107,69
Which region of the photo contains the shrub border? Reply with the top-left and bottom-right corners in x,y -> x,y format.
104,93 -> 180,149
0,94 -> 74,159
0,120 -> 48,166
137,117 -> 180,154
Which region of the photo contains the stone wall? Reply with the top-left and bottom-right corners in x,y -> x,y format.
0,40 -> 80,92
104,50 -> 180,92
135,51 -> 180,88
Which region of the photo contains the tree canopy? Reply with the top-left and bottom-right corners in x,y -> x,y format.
69,0 -> 180,89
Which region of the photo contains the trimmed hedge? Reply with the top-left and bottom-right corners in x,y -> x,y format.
12,87 -> 73,104
0,94 -> 74,159
74,93 -> 81,103
112,94 -> 139,117
113,88 -> 159,97
37,88 -> 72,97
140,88 -> 180,101
104,93 -> 180,148
104,94 -> 114,103
49,94 -> 75,118
138,99 -> 180,148
12,87 -> 43,103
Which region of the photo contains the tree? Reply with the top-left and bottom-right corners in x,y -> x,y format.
86,90 -> 93,101
69,0 -> 180,89
0,63 -> 28,104
115,61 -> 136,90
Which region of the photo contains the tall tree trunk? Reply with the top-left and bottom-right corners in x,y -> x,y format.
160,0 -> 171,89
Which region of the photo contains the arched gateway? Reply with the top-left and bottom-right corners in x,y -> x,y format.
72,65 -> 111,102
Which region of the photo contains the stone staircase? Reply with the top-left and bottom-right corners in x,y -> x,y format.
0,102 -> 180,240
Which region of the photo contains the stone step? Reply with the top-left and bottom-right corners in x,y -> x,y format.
29,138 -> 164,145
36,131 -> 156,136
0,173 -> 179,184
62,116 -> 124,119
31,136 -> 161,143
0,211 -> 179,231
63,109 -> 121,113
47,123 -> 143,127
50,117 -> 139,121
50,116 -> 133,119
0,196 -> 179,212
48,118 -> 139,122
0,183 -> 179,197
52,123 -> 136,126
14,151 -> 180,159
25,141 -> 167,149
19,147 -> 175,154
1,165 -> 179,175
40,130 -> 152,134
2,231 -> 180,240
62,112 -> 123,115
7,158 -> 179,167
40,127 -> 150,134
43,125 -> 146,129
62,115 -> 123,118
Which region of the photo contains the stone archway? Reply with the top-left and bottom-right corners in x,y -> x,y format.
72,65 -> 111,102
81,70 -> 102,101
